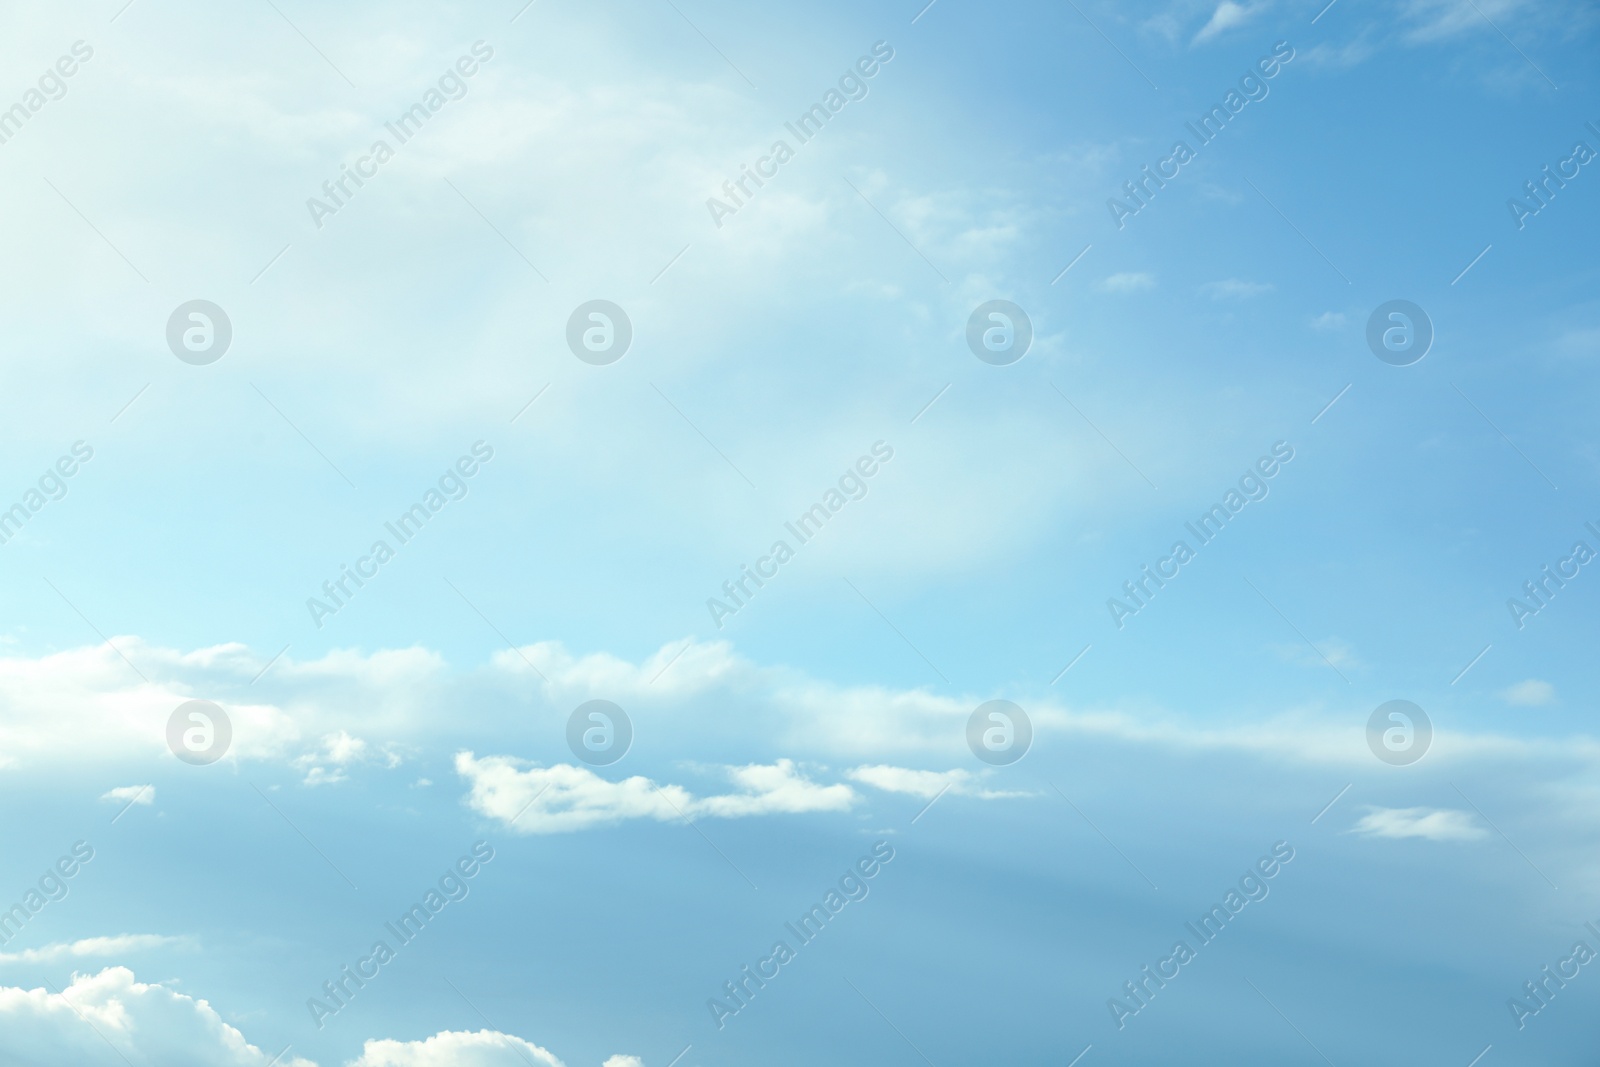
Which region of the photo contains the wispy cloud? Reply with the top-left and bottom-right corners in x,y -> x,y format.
99,785 -> 154,807
1500,679 -> 1556,706
1203,278 -> 1274,299
1098,271 -> 1156,293
0,934 -> 186,966
1193,0 -> 1271,44
846,765 -> 1033,800
1349,807 -> 1487,842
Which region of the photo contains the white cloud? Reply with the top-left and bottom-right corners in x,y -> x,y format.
1400,0 -> 1527,42
347,1029 -> 564,1067
0,967 -> 317,1067
1310,311 -> 1347,330
347,1031 -> 645,1067
0,969 -> 632,1067
1194,1 -> 1270,44
295,730 -> 371,786
1501,679 -> 1555,706
1202,278 -> 1273,299
99,785 -> 154,807
457,754 -> 857,833
1349,807 -> 1487,842
1097,272 -> 1156,293
846,765 -> 1031,800
5,637 -> 1600,791
0,934 -> 184,966
489,638 -> 739,700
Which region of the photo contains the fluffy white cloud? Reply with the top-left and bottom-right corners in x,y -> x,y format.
456,754 -> 856,833
346,1029 -> 642,1066
0,967 -> 317,1067
1349,807 -> 1487,842
0,969 -> 634,1067
487,639 -> 739,700
346,1029 -> 564,1067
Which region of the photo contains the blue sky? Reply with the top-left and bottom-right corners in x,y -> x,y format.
0,0 -> 1597,1063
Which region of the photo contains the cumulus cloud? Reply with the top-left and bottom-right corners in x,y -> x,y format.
1501,679 -> 1555,706
489,638 -> 738,699
347,1029 -> 565,1067
294,730 -> 381,786
347,1031 -> 645,1067
0,970 -> 634,1067
1310,311 -> 1347,330
457,754 -> 857,833
0,934 -> 184,966
0,967 -> 318,1067
1349,807 -> 1487,842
